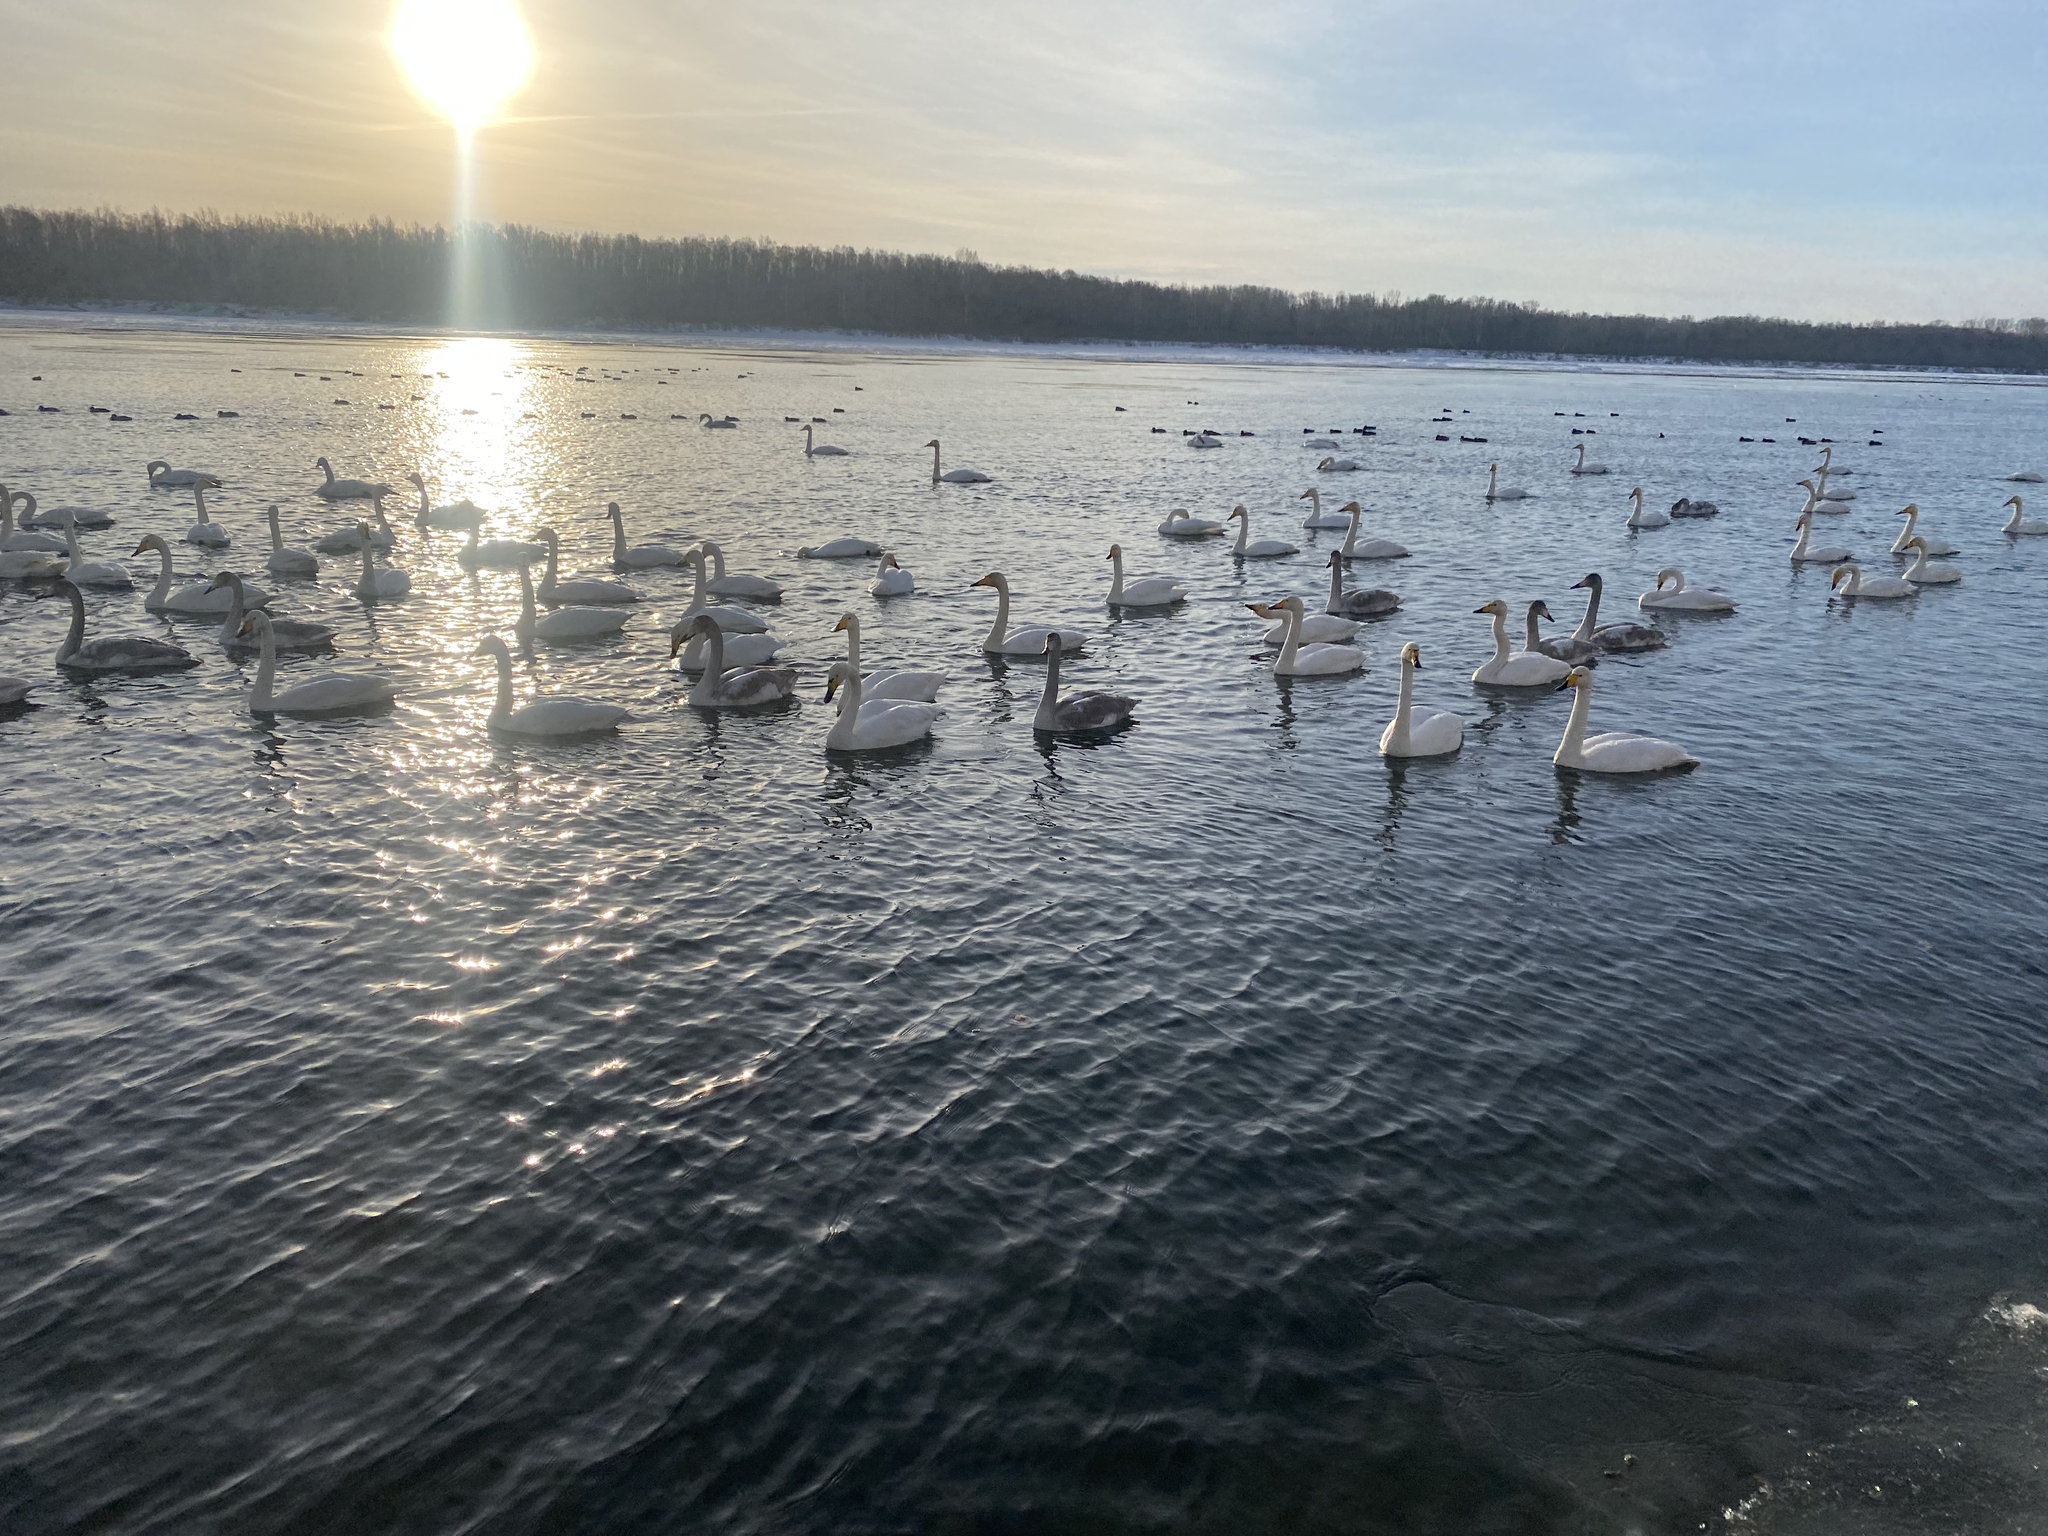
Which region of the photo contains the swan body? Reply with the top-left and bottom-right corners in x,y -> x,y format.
405,472 -> 487,532
212,572 -> 334,652
1316,456 -> 1361,473
834,613 -> 946,702
533,529 -> 640,604
824,662 -> 945,750
352,528 -> 411,600
1790,512 -> 1852,564
57,512 -> 132,587
477,634 -> 629,734
699,414 -> 739,429
1380,643 -> 1463,758
672,630 -> 787,671
313,496 -> 396,553
971,571 -> 1085,655
1625,487 -> 1669,529
1829,563 -> 1914,600
1189,433 -> 1223,449
313,456 -> 390,502
1484,463 -> 1531,502
1258,609 -> 1358,646
802,425 -> 850,458
868,553 -> 915,596
1,489 -> 65,551
135,535 -> 268,615
1305,439 -> 1341,451
1158,509 -> 1226,539
1471,600 -> 1572,686
1106,544 -> 1187,607
1571,443 -> 1609,476
1032,633 -> 1135,734
1889,504 -> 1958,555
263,505 -> 318,577
926,439 -> 991,484
681,616 -> 798,709
18,497 -> 115,530
1525,599 -> 1597,664
1299,487 -> 1353,528
1816,446 -> 1854,478
0,548 -> 64,579
239,612 -> 394,715
1325,550 -> 1399,616
1794,480 -> 1851,519
2002,495 -> 2048,535
1567,572 -> 1664,651
50,579 -> 197,674
679,552 -> 771,633
700,542 -> 783,600
184,483 -> 230,549
797,537 -> 884,560
601,502 -> 686,569
147,460 -> 221,490
461,522 -> 547,573
1229,505 -> 1299,559
1337,502 -> 1406,560
1640,568 -> 1735,612
2005,470 -> 2045,483
515,563 -> 627,642
0,675 -> 35,705
1901,536 -> 1961,585
1255,596 -> 1364,677
1814,462 -> 1856,500
1552,667 -> 1695,775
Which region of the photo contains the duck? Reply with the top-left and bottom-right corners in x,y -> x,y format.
868,553 -> 915,595
404,471 -> 487,532
823,662 -> 945,750
263,504 -> 318,577
212,572 -> 334,651
1158,508 -> 1226,539
1524,599 -> 1596,664
2002,494 -> 2048,535
1639,568 -> 1736,612
700,541 -> 783,600
1336,502 -> 1407,560
147,460 -> 222,490
1829,563 -> 1914,600
1484,463 -> 1532,502
0,487 -> 65,552
1551,667 -> 1696,775
236,612 -> 395,715
1379,642 -> 1463,758
1106,544 -> 1187,608
833,613 -> 945,702
1794,479 -> 1851,519
1816,445 -> 1854,478
678,550 -> 771,633
796,536 -> 885,559
532,528 -> 639,605
515,562 -> 627,642
1471,600 -> 1573,686
312,495 -> 397,554
1570,443 -> 1610,476
970,571 -> 1085,655
354,526 -> 412,600
1188,433 -> 1223,449
1299,487 -> 1353,528
1316,456 -> 1361,473
1625,487 -> 1669,529
926,439 -> 991,484
476,634 -> 630,734
313,457 -> 390,501
1324,550 -> 1399,616
135,534 -> 268,615
57,511 -> 133,588
1251,596 -> 1364,677
600,501 -> 686,570
1889,504 -> 1958,555
1901,536 -> 1962,585
49,579 -> 198,674
1031,632 -> 1135,734
184,483 -> 231,548
802,425 -> 850,458
1304,438 -> 1341,451
1790,511 -> 1853,564
460,520 -> 547,573
1565,572 -> 1665,651
680,616 -> 798,708
1228,505 -> 1299,559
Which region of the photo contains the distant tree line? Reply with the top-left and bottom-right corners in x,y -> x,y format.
4,206 -> 2045,373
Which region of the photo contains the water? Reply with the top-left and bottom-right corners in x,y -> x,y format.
3,318 -> 2046,1536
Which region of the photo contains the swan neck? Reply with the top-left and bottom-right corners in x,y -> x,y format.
250,624 -> 276,711
984,583 -> 1009,648
1109,547 -> 1124,596
1342,507 -> 1359,552
1234,515 -> 1247,555
518,566 -> 537,630
930,443 -> 941,481
1525,607 -> 1542,651
1573,581 -> 1602,640
193,484 -> 208,520
842,617 -> 862,673
490,650 -> 513,719
268,505 -> 283,550
613,512 -> 628,564
1035,645 -> 1062,729
543,536 -> 559,589
826,667 -> 862,746
1274,607 -> 1301,671
688,551 -> 706,607
1490,608 -> 1510,662
146,544 -> 172,604
58,584 -> 84,663
1329,560 -> 1343,603
64,517 -> 84,562
1558,681 -> 1593,763
416,481 -> 430,524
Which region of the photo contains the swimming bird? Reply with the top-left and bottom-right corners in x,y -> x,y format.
971,571 -> 1084,655
1625,487 -> 1669,529
17,494 -> 114,531
1324,550 -> 1399,616
1229,505 -> 1299,559
2005,469 -> 2045,484
263,505 -> 318,577
1484,463 -> 1532,501
1471,600 -> 1572,686
700,542 -> 783,600
313,456 -> 390,501
212,572 -> 334,651
796,536 -> 884,559
49,579 -> 197,674
1571,443 -> 1610,476
1552,667 -> 1696,775
312,495 -> 396,554
404,471 -> 487,532
1523,599 -> 1596,665
669,627 -> 787,672
1337,502 -> 1406,560
833,613 -> 945,701
598,502 -> 685,570
1816,445 -> 1854,477
515,562 -> 627,642
1032,632 -> 1135,734
1380,642 -> 1463,758
0,488 -> 65,552
135,534 -> 267,615
529,528 -> 638,604
56,511 -> 132,588
1640,568 -> 1736,612
2002,494 -> 2048,535
147,460 -> 221,490
184,483 -> 230,548
1255,604 -> 1357,646
476,634 -> 630,734
1158,508 -> 1226,539
1,543 -> 65,580
868,553 -> 915,595
926,439 -> 991,484
1901,536 -> 1961,585
1189,433 -> 1223,449
1252,596 -> 1364,677
1317,456 -> 1361,473
1829,563 -> 1914,600
460,521 -> 546,573
354,526 -> 412,600
822,662 -> 945,751
1106,544 -> 1187,608
236,612 -> 394,715
1790,511 -> 1853,564
678,551 -> 771,633
1812,467 -> 1856,503
1889,504 -> 1958,555
1796,479 -> 1852,518
681,616 -> 797,709
1669,496 -> 1719,518
802,425 -> 850,458
1565,573 -> 1665,651
1299,487 -> 1353,528
699,413 -> 739,429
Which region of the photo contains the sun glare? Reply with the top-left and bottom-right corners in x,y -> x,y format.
389,0 -> 534,133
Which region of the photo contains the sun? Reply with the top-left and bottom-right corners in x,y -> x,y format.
389,0 -> 535,134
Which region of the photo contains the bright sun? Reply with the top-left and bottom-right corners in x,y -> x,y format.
389,0 -> 534,133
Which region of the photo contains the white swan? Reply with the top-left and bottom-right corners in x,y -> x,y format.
135,534 -> 268,615
1337,502 -> 1407,561
534,529 -> 639,605
313,456 -> 390,501
1380,642 -> 1463,758
680,616 -> 798,709
1228,505 -> 1299,559
0,675 -> 35,705
679,551 -> 771,633
2005,469 -> 2045,484
354,526 -> 412,600
1299,487 -> 1352,528
1484,463 -> 1531,502
147,460 -> 222,490
1189,433 -> 1223,449
1570,443 -> 1610,476
669,628 -> 786,672
926,439 -> 991,484
515,562 -> 627,642
600,502 -> 685,570
50,579 -> 197,674
868,553 -> 915,596
1324,550 -> 1399,616
263,505 -> 318,577
1470,600 -> 1572,686
1795,479 -> 1851,519
237,612 -> 395,715
1901,536 -> 1961,585
1639,568 -> 1735,612
1790,511 -> 1853,564
1813,467 -> 1856,503
0,546 -> 63,580
802,425 -> 850,458
834,613 -> 944,701
1256,605 -> 1357,646
1158,508 -> 1226,539
17,493 -> 114,531
970,571 -> 1085,655
460,520 -> 546,573
1252,597 -> 1364,677
212,572 -> 334,651
0,487 -> 64,552
700,542 -> 783,601
1106,544 -> 1187,608
404,472 -> 486,532
1816,446 -> 1853,477
57,511 -> 132,588
823,662 -> 945,750
184,483 -> 230,549
1552,667 -> 1696,775
1829,563 -> 1914,600
1889,504 -> 1958,556
797,536 -> 884,560
1625,487 -> 1669,529
2002,494 -> 2048,535
1032,633 -> 1136,734
313,495 -> 396,554
1316,456 -> 1361,473
476,634 -> 630,734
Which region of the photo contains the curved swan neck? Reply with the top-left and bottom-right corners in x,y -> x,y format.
1557,680 -> 1593,763
1573,579 -> 1602,640
687,549 -> 707,607
489,649 -> 513,719
2004,499 -> 2024,532
249,621 -> 277,711
517,565 -> 537,631
1905,542 -> 1928,578
1305,488 -> 1320,515
146,543 -> 173,604
690,623 -> 726,698
1791,518 -> 1811,557
1489,607 -> 1510,662
63,514 -> 84,563
318,458 -> 336,486
1035,643 -> 1063,729
57,583 -> 84,663
982,580 -> 1010,648
826,665 -> 863,746
707,543 -> 728,579
1342,506 -> 1360,553
1274,605 -> 1302,671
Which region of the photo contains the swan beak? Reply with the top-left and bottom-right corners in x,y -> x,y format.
833,615 -> 851,632
131,541 -> 148,555
969,574 -> 994,588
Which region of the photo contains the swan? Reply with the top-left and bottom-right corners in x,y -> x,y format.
135,534 -> 268,615
184,483 -> 230,548
1032,632 -> 1135,734
823,662 -> 945,751
1901,536 -> 1961,585
354,526 -> 412,600
1829,563 -> 1914,600
0,675 -> 35,706
404,471 -> 486,532
1889,504 -> 1958,556
313,495 -> 396,554
868,553 -> 915,596
1,546 -> 65,580
926,439 -> 991,484
1337,502 -> 1407,561
515,562 -> 627,642
970,571 -> 1085,655
1570,443 -> 1610,476
1640,568 -> 1735,612
1189,433 -> 1223,449
263,505 -> 318,577
49,579 -> 197,674
1812,467 -> 1856,503
2002,495 -> 2048,535
1252,596 -> 1364,677
460,520 -> 546,573
1324,550 -> 1399,616
833,613 -> 945,702
236,612 -> 394,715
18,494 -> 114,531
700,542 -> 783,600
1525,599 -> 1596,664
147,460 -> 222,490
211,572 -> 334,652
313,457 -> 390,501
1158,508 -> 1226,539
1796,479 -> 1851,519
532,528 -> 639,605
679,551 -> 771,633
1625,487 -> 1669,529
57,511 -> 132,588
681,616 -> 797,709
796,536 -> 885,559
598,502 -> 685,570
1790,511 -> 1853,564
2005,469 -> 2045,483
1229,505 -> 1299,559
1484,463 -> 1531,502
1316,456 -> 1361,473
1299,487 -> 1352,528
1552,667 -> 1696,775
1106,544 -> 1187,608
1565,573 -> 1664,651
1305,438 -> 1341,451
1380,643 -> 1464,758
669,628 -> 787,672
476,634 -> 630,734
699,413 -> 739,429
802,425 -> 850,458
1256,605 -> 1357,646
0,488 -> 65,552
1816,445 -> 1854,477
1471,600 -> 1572,686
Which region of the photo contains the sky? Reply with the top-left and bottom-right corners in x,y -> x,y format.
2,0 -> 2045,324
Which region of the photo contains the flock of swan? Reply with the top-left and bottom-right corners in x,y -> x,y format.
1,423 -> 2041,773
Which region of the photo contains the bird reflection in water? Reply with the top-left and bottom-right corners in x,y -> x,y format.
1269,676 -> 1301,753
1550,771 -> 1584,845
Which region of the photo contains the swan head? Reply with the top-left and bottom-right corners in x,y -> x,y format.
1401,641 -> 1421,668
1571,572 -> 1600,591
534,526 -> 558,546
605,501 -> 622,520
1106,544 -> 1122,559
207,571 -> 241,591
970,572 -> 1007,592
822,661 -> 857,702
1228,506 -> 1246,522
1830,564 -> 1856,590
473,634 -> 511,660
1654,567 -> 1681,589
1246,601 -> 1276,618
315,457 -> 331,471
1340,501 -> 1361,514
1297,488 -> 1315,500
1629,486 -> 1642,502
146,460 -> 169,476
924,439 -> 940,449
405,471 -> 424,488
2004,495 -> 2022,510
1796,479 -> 1817,491
1530,600 -> 1554,621
1042,631 -> 1063,655
1907,535 -> 1929,552
1556,666 -> 1591,693
1327,550 -> 1344,568
1473,599 -> 1508,617
879,554 -> 899,570
833,613 -> 857,635
1897,504 -> 1918,518
356,520 -> 371,537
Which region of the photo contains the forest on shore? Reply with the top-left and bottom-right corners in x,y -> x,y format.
3,207 -> 2045,373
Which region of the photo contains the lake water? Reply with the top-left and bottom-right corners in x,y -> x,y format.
3,317 -> 2046,1536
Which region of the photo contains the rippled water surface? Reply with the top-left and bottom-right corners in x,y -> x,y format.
3,322 -> 2047,1535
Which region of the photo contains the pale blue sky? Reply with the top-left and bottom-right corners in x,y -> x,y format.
1,0 -> 2042,322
